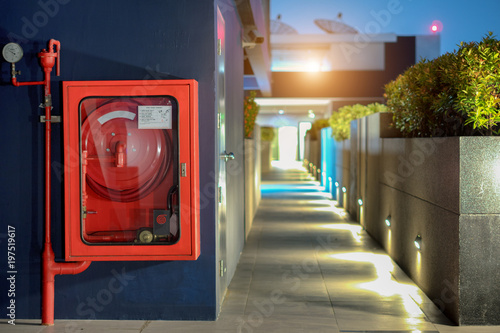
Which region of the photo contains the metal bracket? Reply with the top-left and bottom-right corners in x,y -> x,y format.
40,115 -> 61,123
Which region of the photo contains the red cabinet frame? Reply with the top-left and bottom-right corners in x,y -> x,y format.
63,80 -> 199,261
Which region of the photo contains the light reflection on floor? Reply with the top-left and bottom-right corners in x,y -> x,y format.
320,223 -> 362,242
271,159 -> 306,170
310,199 -> 347,217
329,251 -> 425,322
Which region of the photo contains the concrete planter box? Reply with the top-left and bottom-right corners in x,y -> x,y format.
344,112 -> 500,324
375,136 -> 500,325
260,141 -> 272,173
333,138 -> 351,211
304,136 -> 321,170
244,136 -> 261,239
351,112 -> 400,222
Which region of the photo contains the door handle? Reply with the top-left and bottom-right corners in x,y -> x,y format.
220,151 -> 235,162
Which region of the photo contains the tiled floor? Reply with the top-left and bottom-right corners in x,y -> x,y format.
3,161 -> 500,332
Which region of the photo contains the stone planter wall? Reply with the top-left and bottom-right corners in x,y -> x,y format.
260,141 -> 272,173
355,112 -> 401,229
333,138 -> 351,211
305,136 -> 321,171
329,112 -> 500,325
244,133 -> 261,239
347,112 -> 500,325
377,137 -> 500,325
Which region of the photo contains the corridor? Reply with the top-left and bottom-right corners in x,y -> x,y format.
205,161 -> 500,332
4,162 -> 500,332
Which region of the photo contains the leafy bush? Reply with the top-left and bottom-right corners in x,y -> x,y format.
329,103 -> 387,141
260,126 -> 275,142
456,33 -> 500,135
385,32 -> 500,137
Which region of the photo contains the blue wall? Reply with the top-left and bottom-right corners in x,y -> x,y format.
0,0 -> 228,320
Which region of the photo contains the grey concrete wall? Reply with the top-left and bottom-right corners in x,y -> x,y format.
244,129 -> 261,240
457,137 -> 500,325
360,113 -> 405,240
378,137 -> 461,323
377,136 -> 500,325
261,141 -> 272,173
380,137 -> 460,213
459,214 -> 500,325
330,114 -> 500,325
334,139 -> 350,211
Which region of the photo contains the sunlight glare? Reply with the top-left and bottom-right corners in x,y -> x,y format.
271,160 -> 304,170
306,60 -> 320,72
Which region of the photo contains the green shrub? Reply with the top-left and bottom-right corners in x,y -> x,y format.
385,53 -> 465,136
260,126 -> 275,142
329,103 -> 387,141
456,32 -> 500,135
385,32 -> 500,137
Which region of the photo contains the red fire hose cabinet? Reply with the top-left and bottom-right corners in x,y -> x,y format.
63,80 -> 200,261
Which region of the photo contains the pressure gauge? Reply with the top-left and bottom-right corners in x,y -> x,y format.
2,43 -> 23,63
137,228 -> 154,243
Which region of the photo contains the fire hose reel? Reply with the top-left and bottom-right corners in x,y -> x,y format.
63,80 -> 200,261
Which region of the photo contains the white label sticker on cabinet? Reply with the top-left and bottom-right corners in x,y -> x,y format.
138,105 -> 172,129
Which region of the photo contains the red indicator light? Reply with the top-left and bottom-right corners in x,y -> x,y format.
431,20 -> 443,33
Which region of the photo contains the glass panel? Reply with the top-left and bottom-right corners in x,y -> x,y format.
79,96 -> 179,245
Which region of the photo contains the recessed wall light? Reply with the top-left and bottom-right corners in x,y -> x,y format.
341,186 -> 347,193
385,215 -> 391,227
414,235 -> 422,250
358,199 -> 363,206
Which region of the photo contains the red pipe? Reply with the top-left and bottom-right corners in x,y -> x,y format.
42,246 -> 90,325
11,39 -> 91,326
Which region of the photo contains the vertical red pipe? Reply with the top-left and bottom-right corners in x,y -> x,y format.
42,58 -> 54,325
11,39 -> 91,326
